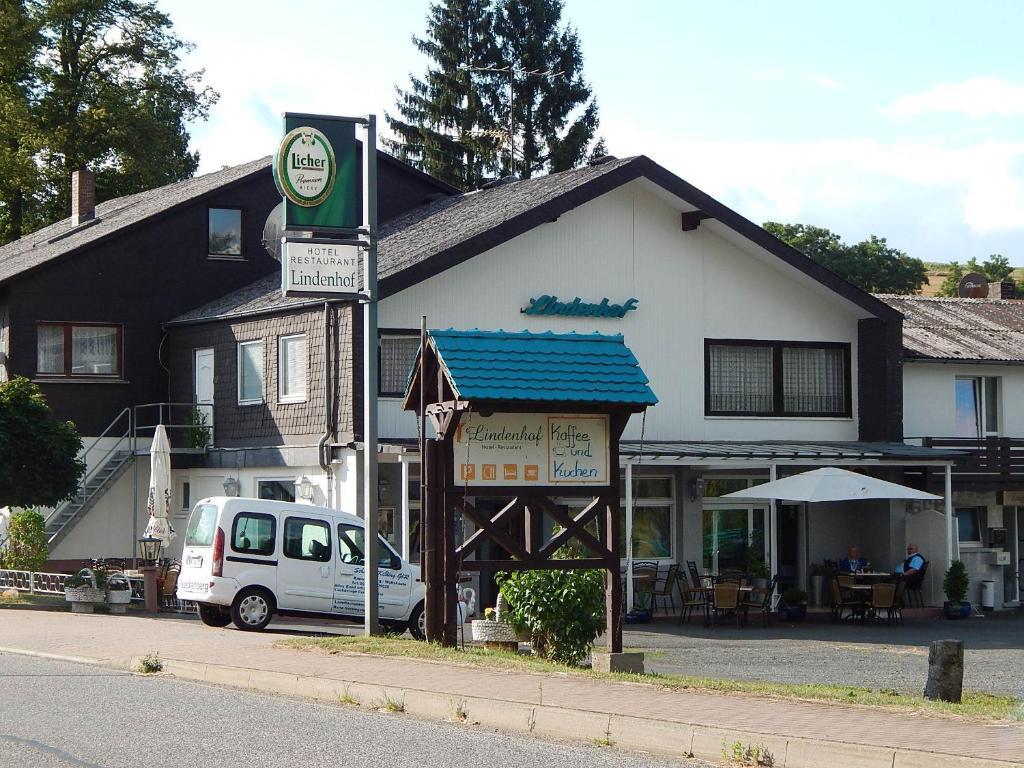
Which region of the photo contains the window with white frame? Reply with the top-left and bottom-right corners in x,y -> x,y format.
379,333 -> 420,397
955,376 -> 999,437
955,507 -> 984,545
619,475 -> 674,560
278,334 -> 307,403
36,322 -> 122,377
237,340 -> 264,404
705,339 -> 850,417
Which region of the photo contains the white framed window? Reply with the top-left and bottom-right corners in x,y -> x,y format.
955,376 -> 999,437
955,507 -> 984,546
237,340 -> 264,405
278,334 -> 307,403
620,475 -> 675,561
379,333 -> 420,397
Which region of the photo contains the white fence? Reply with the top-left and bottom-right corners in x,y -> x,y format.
0,569 -> 68,595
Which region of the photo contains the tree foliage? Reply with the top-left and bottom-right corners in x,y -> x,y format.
764,222 -> 928,294
0,377 -> 84,508
387,0 -> 603,189
0,509 -> 48,571
936,254 -> 1016,297
495,545 -> 605,666
0,0 -> 218,245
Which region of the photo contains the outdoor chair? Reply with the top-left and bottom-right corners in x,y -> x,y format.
686,560 -> 711,589
891,579 -> 907,624
904,560 -> 928,608
677,581 -> 707,625
631,562 -> 659,612
742,574 -> 778,628
709,581 -> 742,628
830,577 -> 861,622
160,561 -> 181,610
652,563 -> 679,615
868,582 -> 898,625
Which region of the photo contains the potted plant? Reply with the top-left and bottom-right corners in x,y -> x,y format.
106,572 -> 132,614
470,591 -> 518,649
809,563 -> 833,608
746,547 -> 770,588
64,568 -> 106,613
778,587 -> 808,621
942,560 -> 971,619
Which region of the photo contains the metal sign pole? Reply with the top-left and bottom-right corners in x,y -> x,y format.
362,115 -> 380,635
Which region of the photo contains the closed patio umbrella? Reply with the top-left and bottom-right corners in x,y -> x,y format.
143,425 -> 175,546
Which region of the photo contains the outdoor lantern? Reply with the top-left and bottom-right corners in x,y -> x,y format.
137,536 -> 163,565
689,476 -> 706,501
222,475 -> 240,497
377,475 -> 391,502
294,475 -> 313,501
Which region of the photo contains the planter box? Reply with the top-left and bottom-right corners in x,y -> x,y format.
625,609 -> 652,624
107,588 -> 131,614
778,604 -> 807,621
471,620 -> 518,643
65,587 -> 104,614
943,601 -> 972,620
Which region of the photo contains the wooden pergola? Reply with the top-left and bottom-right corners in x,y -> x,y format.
403,329 -> 657,649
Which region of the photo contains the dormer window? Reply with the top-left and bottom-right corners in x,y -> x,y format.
208,208 -> 243,259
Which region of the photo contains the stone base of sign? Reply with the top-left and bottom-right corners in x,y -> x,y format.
591,651 -> 644,674
70,602 -> 95,614
924,639 -> 964,702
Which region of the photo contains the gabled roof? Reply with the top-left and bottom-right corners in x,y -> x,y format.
0,157 -> 271,286
876,294 -> 1024,363
417,329 -> 657,405
169,155 -> 902,325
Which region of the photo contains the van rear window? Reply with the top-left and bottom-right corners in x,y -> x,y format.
185,504 -> 218,547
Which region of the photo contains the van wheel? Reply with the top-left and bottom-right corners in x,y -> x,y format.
408,602 -> 425,641
198,604 -> 231,627
231,588 -> 274,631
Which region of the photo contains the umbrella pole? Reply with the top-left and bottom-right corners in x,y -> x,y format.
804,501 -> 810,593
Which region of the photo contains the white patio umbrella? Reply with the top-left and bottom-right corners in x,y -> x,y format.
721,467 -> 941,593
722,466 -> 942,503
143,424 -> 175,546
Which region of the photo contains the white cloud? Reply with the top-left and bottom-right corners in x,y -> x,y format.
600,116 -> 1024,239
883,77 -> 1024,120
808,75 -> 842,91
753,67 -> 785,81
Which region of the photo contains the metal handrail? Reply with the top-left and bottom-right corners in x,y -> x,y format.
45,408 -> 132,528
132,402 -> 214,447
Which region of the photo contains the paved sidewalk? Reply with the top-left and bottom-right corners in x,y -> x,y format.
1,610 -> 1021,767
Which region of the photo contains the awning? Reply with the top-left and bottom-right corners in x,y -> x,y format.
619,440 -> 960,466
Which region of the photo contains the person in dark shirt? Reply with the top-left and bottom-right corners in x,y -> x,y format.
839,545 -> 867,573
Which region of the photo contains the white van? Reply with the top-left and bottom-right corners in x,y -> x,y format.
176,497 -> 425,638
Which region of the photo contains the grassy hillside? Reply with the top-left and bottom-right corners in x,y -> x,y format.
920,262 -> 1024,296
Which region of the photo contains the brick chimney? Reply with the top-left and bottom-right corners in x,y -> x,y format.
71,169 -> 95,226
987,281 -> 1015,299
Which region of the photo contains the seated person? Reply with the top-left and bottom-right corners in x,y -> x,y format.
895,543 -> 925,577
839,546 -> 867,573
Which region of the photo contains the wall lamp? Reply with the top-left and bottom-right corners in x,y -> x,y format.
222,475 -> 240,497
294,475 -> 314,502
689,476 -> 705,501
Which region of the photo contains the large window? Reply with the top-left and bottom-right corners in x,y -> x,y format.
955,377 -> 999,437
231,512 -> 276,556
208,208 -> 243,259
36,322 -> 122,378
955,507 -> 984,545
379,333 -> 420,397
283,517 -> 330,561
237,340 -> 264,404
620,475 -> 674,561
705,340 -> 850,417
278,334 -> 307,403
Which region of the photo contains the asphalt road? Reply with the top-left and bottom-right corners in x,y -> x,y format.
0,653 -> 712,768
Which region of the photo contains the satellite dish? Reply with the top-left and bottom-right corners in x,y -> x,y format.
958,272 -> 989,298
262,202 -> 284,261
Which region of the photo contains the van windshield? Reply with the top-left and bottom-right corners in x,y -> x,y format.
185,504 -> 218,547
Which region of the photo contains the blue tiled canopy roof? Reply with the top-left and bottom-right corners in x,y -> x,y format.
426,329 -> 657,405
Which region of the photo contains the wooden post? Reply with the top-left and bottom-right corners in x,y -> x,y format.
423,439 -> 444,643
606,415 -> 626,653
441,435 -> 458,647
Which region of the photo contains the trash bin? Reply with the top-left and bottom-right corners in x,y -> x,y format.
980,579 -> 996,611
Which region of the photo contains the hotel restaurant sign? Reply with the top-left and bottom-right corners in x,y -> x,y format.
274,113 -> 363,299
453,413 -> 609,487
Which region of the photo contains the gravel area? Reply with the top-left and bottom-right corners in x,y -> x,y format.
623,612 -> 1024,696
0,654 -> 713,768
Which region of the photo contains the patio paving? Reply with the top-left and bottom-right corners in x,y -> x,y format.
622,609 -> 1024,696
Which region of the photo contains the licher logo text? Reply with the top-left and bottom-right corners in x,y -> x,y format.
275,126 -> 337,207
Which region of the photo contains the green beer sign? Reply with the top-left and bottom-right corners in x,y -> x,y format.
274,113 -> 359,231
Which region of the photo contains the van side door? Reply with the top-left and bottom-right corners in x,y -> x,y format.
277,514 -> 334,613
333,523 -> 412,619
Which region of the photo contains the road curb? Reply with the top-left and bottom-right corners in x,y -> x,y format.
1,645 -> 1018,768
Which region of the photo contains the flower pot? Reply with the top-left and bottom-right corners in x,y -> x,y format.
65,587 -> 104,614
625,609 -> 652,624
471,619 -> 518,643
811,575 -> 826,607
778,604 -> 807,621
943,601 -> 972,620
106,588 -> 131,614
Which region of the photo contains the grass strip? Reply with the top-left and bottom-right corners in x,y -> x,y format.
277,635 -> 1021,722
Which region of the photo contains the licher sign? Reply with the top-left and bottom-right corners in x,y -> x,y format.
453,413 -> 609,486
281,239 -> 361,297
521,294 -> 638,319
273,113 -> 360,232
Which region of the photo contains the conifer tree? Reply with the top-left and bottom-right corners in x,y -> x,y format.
385,0 -> 502,190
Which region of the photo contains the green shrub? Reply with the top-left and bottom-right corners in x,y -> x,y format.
495,545 -> 605,667
185,406 -> 211,449
779,587 -> 807,606
943,560 -> 969,605
0,509 -> 49,572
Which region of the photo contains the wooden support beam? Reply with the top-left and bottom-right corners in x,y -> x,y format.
459,558 -> 608,571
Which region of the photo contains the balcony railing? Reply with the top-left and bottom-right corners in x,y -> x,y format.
916,436 -> 1024,491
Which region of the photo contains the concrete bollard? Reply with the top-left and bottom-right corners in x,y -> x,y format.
923,639 -> 964,703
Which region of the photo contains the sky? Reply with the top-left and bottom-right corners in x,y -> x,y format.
162,0 -> 1024,265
